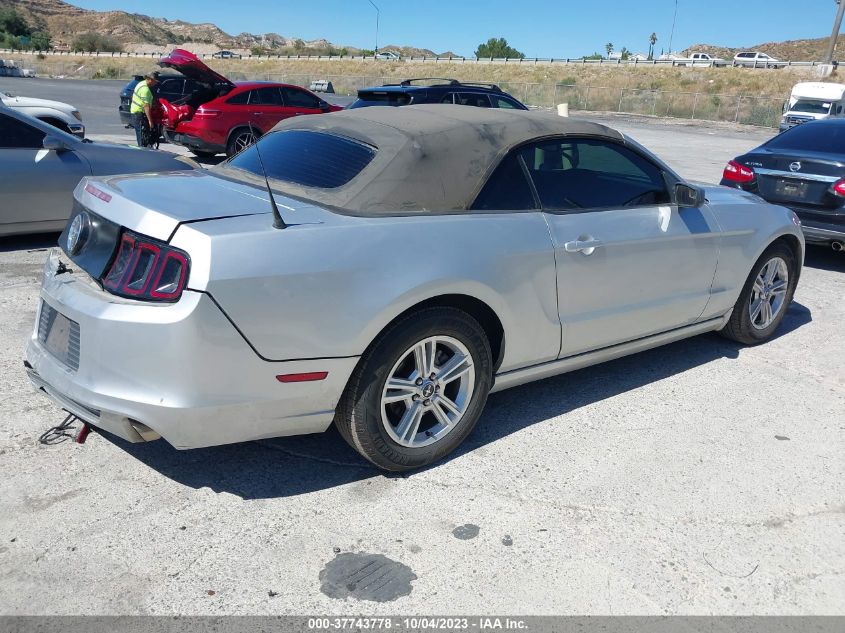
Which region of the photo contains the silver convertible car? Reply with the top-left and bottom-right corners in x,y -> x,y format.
25,105 -> 803,471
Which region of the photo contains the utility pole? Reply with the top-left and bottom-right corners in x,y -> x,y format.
367,0 -> 380,54
824,0 -> 845,63
668,0 -> 678,54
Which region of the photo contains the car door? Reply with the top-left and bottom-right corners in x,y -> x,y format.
279,86 -> 324,121
0,112 -> 90,232
516,137 -> 719,357
247,86 -> 286,130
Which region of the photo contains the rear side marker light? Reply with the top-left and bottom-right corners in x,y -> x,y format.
102,230 -> 190,302
832,179 -> 845,197
722,160 -> 755,184
276,372 -> 329,383
84,183 -> 112,202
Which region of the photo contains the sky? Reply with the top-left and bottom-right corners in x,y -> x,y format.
70,0 -> 844,58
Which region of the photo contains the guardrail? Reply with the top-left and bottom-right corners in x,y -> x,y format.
0,48 -> 828,68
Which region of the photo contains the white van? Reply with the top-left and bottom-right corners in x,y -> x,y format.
780,82 -> 845,132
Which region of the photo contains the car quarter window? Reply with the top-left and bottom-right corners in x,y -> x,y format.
281,87 -> 321,109
470,151 -> 537,211
0,113 -> 46,149
226,90 -> 249,105
492,96 -> 519,109
518,137 -> 670,211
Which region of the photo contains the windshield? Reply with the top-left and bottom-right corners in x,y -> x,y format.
766,121 -> 845,153
225,129 -> 376,189
791,100 -> 833,115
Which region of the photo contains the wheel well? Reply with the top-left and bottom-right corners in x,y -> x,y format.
773,234 -> 802,261
385,295 -> 505,371
227,125 -> 262,146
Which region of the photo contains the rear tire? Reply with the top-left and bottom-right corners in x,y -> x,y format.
720,242 -> 799,345
336,307 -> 493,472
226,129 -> 258,158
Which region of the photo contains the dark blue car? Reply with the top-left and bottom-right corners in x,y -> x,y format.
348,78 -> 529,111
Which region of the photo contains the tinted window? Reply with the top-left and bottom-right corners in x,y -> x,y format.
227,130 -> 375,188
251,87 -> 283,105
457,93 -> 491,108
281,87 -> 320,109
0,113 -> 46,148
226,90 -> 249,105
349,91 -> 412,108
766,122 -> 845,153
492,96 -> 521,109
471,152 -> 536,211
519,138 -> 670,210
157,78 -> 185,100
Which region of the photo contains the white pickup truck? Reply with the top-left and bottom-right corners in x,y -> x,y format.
780,81 -> 845,132
0,90 -> 85,137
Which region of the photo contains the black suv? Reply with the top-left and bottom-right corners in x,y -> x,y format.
348,78 -> 529,110
118,74 -> 206,126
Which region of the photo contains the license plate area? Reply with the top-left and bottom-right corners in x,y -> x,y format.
775,178 -> 809,200
38,302 -> 80,371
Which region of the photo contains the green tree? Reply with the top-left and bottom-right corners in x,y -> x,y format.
605,42 -> 614,57
620,46 -> 631,60
71,32 -> 123,53
648,32 -> 657,60
0,9 -> 30,37
30,31 -> 51,50
474,37 -> 525,59
293,38 -> 305,52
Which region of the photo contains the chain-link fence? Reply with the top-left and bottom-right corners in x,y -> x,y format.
4,57 -> 787,128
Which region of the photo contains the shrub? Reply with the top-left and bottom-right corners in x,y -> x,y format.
72,32 -> 123,53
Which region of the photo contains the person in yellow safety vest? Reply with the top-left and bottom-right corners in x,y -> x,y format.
130,71 -> 160,146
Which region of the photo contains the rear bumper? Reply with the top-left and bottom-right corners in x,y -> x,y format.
164,130 -> 224,155
25,250 -> 358,448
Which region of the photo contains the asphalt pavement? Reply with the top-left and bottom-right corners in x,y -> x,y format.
0,79 -> 842,616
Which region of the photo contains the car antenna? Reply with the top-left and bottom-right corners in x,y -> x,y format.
248,122 -> 286,229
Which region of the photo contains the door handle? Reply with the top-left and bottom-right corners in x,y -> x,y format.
251,112 -> 263,116
564,238 -> 603,254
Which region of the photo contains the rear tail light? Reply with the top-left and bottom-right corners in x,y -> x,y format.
102,231 -> 189,302
193,108 -> 221,118
722,160 -> 755,184
832,179 -> 845,197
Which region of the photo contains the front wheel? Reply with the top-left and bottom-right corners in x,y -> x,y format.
336,307 -> 493,471
720,242 -> 799,345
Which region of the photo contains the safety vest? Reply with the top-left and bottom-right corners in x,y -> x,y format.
130,81 -> 153,114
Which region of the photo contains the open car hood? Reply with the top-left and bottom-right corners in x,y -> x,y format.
158,48 -> 234,88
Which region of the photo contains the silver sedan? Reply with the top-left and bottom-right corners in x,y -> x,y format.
0,105 -> 197,236
25,105 -> 804,471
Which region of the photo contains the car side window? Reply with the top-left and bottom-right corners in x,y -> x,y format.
158,78 -> 185,101
457,93 -> 491,108
470,151 -> 536,211
226,90 -> 249,105
281,87 -> 320,109
518,137 -> 670,211
0,113 -> 46,149
492,96 -> 519,109
251,87 -> 284,105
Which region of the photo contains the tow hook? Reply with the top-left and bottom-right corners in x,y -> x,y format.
75,423 -> 92,444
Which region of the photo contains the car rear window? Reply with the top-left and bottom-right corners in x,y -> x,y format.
766,122 -> 845,153
227,130 -> 376,188
349,91 -> 412,108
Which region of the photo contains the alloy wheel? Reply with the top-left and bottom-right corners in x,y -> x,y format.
749,256 -> 789,330
380,336 -> 476,448
234,131 -> 256,154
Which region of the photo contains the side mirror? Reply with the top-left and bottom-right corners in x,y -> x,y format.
43,136 -> 69,152
675,183 -> 705,208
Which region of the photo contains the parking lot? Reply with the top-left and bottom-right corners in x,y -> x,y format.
0,78 -> 843,616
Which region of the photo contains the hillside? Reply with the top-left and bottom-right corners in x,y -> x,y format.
682,36 -> 840,61
0,0 -> 445,55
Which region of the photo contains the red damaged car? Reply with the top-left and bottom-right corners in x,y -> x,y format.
157,49 -> 342,157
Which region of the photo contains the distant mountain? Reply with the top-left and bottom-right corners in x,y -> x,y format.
682,36 -> 840,61
0,0 -> 446,56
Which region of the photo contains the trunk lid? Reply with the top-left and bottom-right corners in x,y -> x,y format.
739,150 -> 845,210
158,49 -> 234,89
